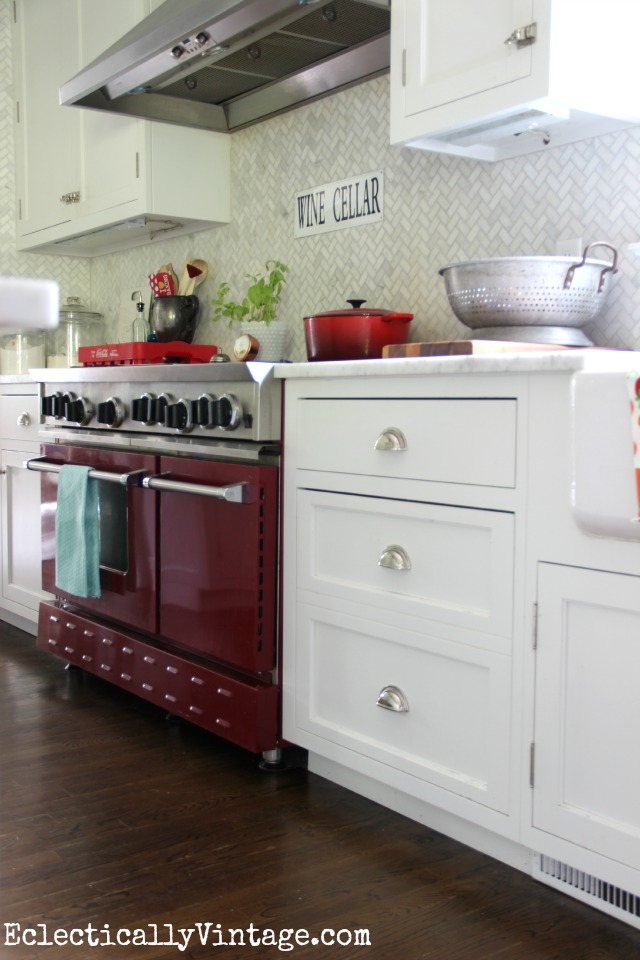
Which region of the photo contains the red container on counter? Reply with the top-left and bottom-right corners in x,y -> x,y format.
304,300 -> 413,361
79,341 -> 219,365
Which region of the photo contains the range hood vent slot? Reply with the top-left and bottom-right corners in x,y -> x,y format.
60,0 -> 391,133
431,108 -> 568,147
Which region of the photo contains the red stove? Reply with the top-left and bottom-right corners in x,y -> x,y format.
29,359 -> 284,765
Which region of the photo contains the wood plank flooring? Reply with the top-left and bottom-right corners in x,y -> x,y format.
1,618 -> 639,959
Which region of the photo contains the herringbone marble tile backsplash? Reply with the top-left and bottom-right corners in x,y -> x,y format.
3,0 -> 640,359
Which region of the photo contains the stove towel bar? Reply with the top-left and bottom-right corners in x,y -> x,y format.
141,474 -> 253,504
25,457 -> 145,486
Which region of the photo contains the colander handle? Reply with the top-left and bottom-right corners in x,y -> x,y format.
563,242 -> 619,293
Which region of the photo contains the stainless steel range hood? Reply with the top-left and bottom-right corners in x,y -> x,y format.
60,0 -> 390,133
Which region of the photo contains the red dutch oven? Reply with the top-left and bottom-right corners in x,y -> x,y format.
304,299 -> 414,361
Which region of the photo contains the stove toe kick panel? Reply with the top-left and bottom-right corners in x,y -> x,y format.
38,602 -> 279,754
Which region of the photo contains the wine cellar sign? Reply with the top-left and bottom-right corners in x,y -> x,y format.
294,170 -> 384,238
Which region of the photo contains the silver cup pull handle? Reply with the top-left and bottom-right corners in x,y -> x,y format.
376,685 -> 409,713
378,544 -> 411,571
374,427 -> 407,451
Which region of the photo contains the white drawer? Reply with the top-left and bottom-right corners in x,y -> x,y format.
291,603 -> 512,815
297,489 -> 514,641
294,398 -> 517,487
0,394 -> 40,442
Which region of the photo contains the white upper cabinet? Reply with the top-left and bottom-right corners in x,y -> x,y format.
13,0 -> 230,256
390,0 -> 640,161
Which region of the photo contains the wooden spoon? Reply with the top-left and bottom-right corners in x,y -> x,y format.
190,259 -> 208,291
178,260 -> 203,296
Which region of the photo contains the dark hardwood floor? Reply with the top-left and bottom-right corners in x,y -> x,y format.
1,619 -> 639,960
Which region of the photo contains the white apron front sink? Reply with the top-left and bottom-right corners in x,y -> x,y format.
572,370 -> 640,541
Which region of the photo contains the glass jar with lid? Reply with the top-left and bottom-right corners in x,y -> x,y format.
0,331 -> 46,374
47,297 -> 104,367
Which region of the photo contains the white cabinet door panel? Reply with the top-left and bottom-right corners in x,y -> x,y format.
533,563 -> 640,869
15,0 -> 80,235
0,448 -> 49,613
404,0 -> 535,117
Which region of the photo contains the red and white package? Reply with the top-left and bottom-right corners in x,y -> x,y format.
148,272 -> 176,297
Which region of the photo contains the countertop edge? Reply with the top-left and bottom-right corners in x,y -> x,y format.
274,349 -> 640,378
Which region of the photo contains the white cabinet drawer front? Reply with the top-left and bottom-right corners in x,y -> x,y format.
294,398 -> 517,487
294,604 -> 512,814
298,489 -> 514,640
0,395 -> 40,442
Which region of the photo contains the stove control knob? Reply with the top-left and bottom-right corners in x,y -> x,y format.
64,396 -> 94,426
41,391 -> 67,419
164,399 -> 193,433
133,392 -> 174,425
190,393 -> 216,428
153,393 -> 173,424
97,397 -> 125,428
217,393 -> 242,431
131,393 -> 156,426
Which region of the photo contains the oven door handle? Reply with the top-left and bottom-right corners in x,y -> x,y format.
25,457 -> 147,486
141,473 -> 254,504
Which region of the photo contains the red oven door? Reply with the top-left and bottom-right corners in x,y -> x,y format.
40,443 -> 158,634
155,456 -> 278,675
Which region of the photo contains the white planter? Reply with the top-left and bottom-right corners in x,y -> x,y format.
241,319 -> 288,361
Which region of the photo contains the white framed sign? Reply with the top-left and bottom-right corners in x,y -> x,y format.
294,170 -> 384,238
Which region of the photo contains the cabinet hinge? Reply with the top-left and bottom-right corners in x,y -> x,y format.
532,600 -> 538,650
135,152 -> 140,179
401,49 -> 406,87
12,1 -> 17,25
529,741 -> 535,787
17,198 -> 22,221
15,100 -> 19,125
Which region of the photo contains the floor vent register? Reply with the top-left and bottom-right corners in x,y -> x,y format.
533,853 -> 640,929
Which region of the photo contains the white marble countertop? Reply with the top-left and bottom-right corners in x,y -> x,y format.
0,374 -> 38,386
275,348 -> 640,379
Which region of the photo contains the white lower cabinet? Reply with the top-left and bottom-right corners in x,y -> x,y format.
0,448 -> 48,619
0,390 -> 51,631
532,563 -> 640,872
282,363 -> 640,929
283,376 -> 523,840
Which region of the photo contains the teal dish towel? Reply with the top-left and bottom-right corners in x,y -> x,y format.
55,464 -> 101,598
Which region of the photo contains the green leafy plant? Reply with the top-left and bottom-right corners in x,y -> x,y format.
211,260 -> 289,327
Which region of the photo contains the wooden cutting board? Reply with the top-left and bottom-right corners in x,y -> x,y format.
382,339 -> 572,358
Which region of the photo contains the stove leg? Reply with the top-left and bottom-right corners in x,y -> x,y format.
259,747 -> 287,772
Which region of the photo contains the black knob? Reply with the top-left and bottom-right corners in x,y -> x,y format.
41,392 -> 64,418
164,400 -> 191,432
131,395 -> 154,424
189,393 -> 216,427
152,396 -> 170,423
65,398 -> 93,425
347,299 -> 367,310
97,398 -> 124,427
216,397 -> 232,428
216,393 -> 242,430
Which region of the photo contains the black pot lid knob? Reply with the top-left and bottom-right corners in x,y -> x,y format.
347,299 -> 367,310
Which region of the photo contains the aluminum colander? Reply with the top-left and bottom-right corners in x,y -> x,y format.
439,242 -> 618,346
